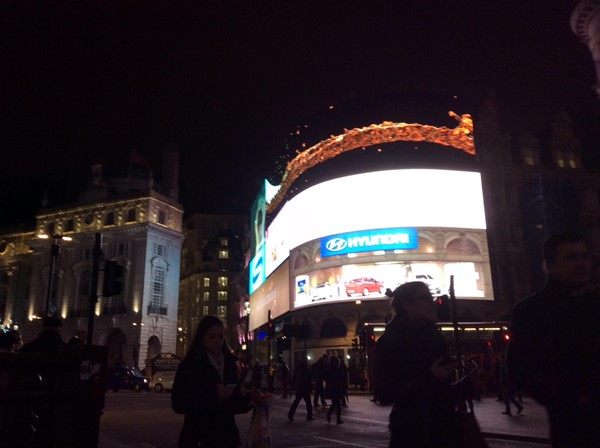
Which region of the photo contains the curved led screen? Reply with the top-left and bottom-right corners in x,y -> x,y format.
264,169 -> 486,277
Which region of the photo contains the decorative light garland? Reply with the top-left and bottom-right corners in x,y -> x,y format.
266,111 -> 474,213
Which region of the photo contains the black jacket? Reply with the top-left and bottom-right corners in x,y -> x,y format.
507,278 -> 600,409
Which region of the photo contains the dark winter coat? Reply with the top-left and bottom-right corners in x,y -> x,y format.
324,365 -> 344,401
374,316 -> 458,448
507,278 -> 600,409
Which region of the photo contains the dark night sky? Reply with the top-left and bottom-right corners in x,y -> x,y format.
1,1 -> 599,229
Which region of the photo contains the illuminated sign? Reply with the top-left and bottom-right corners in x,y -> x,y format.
321,227 -> 418,258
249,243 -> 266,294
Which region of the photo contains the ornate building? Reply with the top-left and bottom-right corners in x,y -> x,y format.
177,213 -> 248,358
0,148 -> 183,370
572,0 -> 600,98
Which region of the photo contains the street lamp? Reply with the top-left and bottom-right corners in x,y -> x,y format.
38,233 -> 72,317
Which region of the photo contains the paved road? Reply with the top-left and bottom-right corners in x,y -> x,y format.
99,391 -> 550,447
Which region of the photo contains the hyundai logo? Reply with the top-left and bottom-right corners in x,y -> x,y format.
325,238 -> 348,252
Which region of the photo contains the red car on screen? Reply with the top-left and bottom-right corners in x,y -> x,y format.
345,278 -> 385,296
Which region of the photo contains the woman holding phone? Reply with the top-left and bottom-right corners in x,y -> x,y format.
174,315 -> 251,448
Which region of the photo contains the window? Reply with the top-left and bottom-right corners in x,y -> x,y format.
151,266 -> 165,309
126,208 -> 137,222
117,243 -> 127,256
203,292 -> 210,301
220,238 -> 228,247
46,222 -> 56,235
65,219 -> 75,232
73,270 -> 91,317
82,249 -> 91,261
158,209 -> 166,224
217,276 -> 228,287
155,244 -> 166,257
203,277 -> 210,287
105,212 -> 115,226
217,305 -> 227,318
202,305 -> 209,316
217,291 -> 228,301
218,250 -> 229,259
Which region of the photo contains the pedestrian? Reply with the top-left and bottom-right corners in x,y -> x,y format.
324,355 -> 345,424
497,351 -> 523,415
173,315 -> 252,448
267,359 -> 276,393
276,356 -> 290,398
20,315 -> 66,354
251,358 -> 263,390
338,355 -> 349,407
287,357 -> 314,421
311,354 -> 328,407
507,233 -> 600,448
374,281 -> 459,448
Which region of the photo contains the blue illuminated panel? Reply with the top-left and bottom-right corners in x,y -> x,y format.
320,227 -> 418,258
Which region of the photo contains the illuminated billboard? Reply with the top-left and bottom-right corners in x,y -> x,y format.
264,169 -> 486,275
320,227 -> 418,258
292,224 -> 493,309
249,261 -> 291,332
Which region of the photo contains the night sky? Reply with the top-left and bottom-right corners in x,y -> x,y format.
1,1 -> 599,229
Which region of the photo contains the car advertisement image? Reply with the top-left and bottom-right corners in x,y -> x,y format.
293,260 -> 486,309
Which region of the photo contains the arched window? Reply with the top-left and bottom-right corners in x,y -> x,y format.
319,317 -> 347,338
105,212 -> 115,226
126,208 -> 137,222
293,253 -> 309,270
447,237 -> 481,256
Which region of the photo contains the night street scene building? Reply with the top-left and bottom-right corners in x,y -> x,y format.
177,213 -> 249,357
0,147 -> 183,371
245,92 -> 600,387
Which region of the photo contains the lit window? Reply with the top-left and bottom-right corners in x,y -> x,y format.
557,159 -> 565,168
152,266 -> 165,309
568,159 -> 577,168
218,276 -> 228,287
220,238 -> 228,247
217,305 -> 227,318
218,250 -> 229,259
217,291 -> 228,301
202,305 -> 209,315
525,156 -> 534,166
203,277 -> 210,287
203,292 -> 210,301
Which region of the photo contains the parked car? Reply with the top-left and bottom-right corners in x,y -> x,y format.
150,371 -> 176,392
311,282 -> 337,301
106,367 -> 150,392
345,278 -> 385,296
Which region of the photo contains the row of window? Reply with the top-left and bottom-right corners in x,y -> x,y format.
195,291 -> 228,303
196,276 -> 229,288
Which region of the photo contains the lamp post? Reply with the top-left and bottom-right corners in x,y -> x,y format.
39,233 -> 72,317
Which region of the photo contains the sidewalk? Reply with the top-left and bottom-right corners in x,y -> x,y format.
470,395 -> 550,444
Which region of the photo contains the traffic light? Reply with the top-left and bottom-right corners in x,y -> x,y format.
103,260 -> 125,296
358,330 -> 366,350
435,294 -> 451,321
351,337 -> 359,352
267,317 -> 275,339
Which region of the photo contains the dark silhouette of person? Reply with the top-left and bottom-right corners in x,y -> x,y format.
338,355 -> 349,407
174,315 -> 251,448
277,356 -> 290,398
20,315 -> 66,354
507,233 -> 600,448
250,359 -> 263,390
497,351 -> 523,415
311,354 -> 328,406
374,281 -> 459,448
287,357 -> 314,421
324,355 -> 345,424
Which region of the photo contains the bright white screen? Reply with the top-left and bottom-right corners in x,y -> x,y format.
265,169 -> 487,276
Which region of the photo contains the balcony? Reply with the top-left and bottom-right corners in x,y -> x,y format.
147,304 -> 168,316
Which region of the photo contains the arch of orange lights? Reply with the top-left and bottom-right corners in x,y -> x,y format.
266,111 -> 475,213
